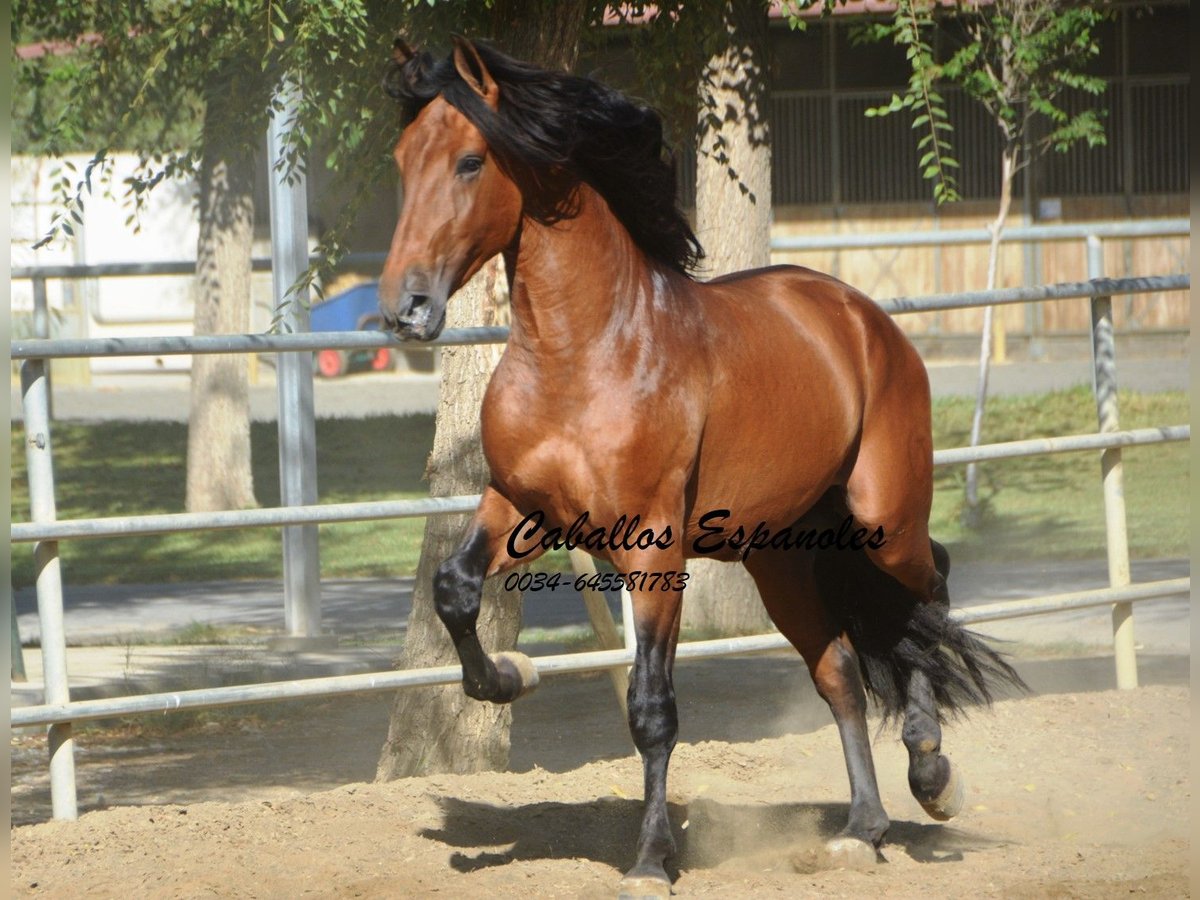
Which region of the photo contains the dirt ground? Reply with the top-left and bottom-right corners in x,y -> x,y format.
9,654 -> 1191,899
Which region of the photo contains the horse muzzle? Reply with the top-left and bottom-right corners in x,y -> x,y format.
380,273 -> 449,342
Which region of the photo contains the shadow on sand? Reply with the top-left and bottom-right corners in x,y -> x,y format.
422,794 -> 1007,880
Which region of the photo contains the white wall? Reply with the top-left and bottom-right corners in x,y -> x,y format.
11,153 -> 282,374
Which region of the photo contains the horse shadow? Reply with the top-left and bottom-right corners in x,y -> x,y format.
420,794 -> 1006,878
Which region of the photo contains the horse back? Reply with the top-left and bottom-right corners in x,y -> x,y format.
683,264 -> 930,528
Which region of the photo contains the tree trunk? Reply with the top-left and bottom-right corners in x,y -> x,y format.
962,141 -> 1018,527
376,260 -> 521,779
683,0 -> 774,637
186,96 -> 258,513
490,0 -> 587,70
377,6 -> 585,780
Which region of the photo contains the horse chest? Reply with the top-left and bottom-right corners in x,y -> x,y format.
483,401 -> 669,525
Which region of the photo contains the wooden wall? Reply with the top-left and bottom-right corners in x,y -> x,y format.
767,195 -> 1189,339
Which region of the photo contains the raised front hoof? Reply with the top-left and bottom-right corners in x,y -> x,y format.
617,875 -> 672,899
491,651 -> 540,701
917,758 -> 965,822
821,835 -> 879,871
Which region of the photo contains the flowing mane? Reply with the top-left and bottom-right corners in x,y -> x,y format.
383,40 -> 704,276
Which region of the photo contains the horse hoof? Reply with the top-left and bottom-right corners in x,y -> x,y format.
919,758 -> 965,822
822,835 -> 878,870
617,875 -> 672,899
491,651 -> 539,699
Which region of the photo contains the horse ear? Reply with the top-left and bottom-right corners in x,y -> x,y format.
392,37 -> 416,65
451,36 -> 500,109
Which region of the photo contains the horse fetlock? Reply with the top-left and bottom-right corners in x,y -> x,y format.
900,707 -> 941,753
849,806 -> 890,847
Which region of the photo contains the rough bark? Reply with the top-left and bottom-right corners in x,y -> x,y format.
376,261 -> 520,779
682,0 -> 775,637
377,6 -> 586,780
186,95 -> 257,513
490,0 -> 587,70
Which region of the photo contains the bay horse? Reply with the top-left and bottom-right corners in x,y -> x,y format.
380,36 -> 1023,895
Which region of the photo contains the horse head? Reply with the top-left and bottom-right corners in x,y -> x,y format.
378,37 -> 522,341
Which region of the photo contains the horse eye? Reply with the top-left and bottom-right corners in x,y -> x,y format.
456,155 -> 483,177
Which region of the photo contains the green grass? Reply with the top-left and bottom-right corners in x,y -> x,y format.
10,388 -> 1188,588
926,387 -> 1189,562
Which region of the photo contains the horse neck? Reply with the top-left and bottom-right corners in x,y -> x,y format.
503,183 -> 664,361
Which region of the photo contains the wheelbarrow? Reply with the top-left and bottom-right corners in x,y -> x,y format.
309,282 -> 397,378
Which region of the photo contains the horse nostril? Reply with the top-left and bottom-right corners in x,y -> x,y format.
408,294 -> 430,312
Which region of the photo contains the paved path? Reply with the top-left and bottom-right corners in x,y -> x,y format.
11,357 -> 1189,423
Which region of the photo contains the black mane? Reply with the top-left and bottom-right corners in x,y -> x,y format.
383,40 -> 704,276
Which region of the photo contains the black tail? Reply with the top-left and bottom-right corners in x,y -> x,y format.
814,539 -> 1028,721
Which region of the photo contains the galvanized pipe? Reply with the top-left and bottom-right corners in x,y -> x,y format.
31,276 -> 53,419
268,79 -> 322,642
880,274 -> 1189,316
11,577 -> 1188,730
9,275 -> 1188,362
9,326 -> 510,360
11,495 -> 482,543
772,217 -> 1189,251
19,360 -> 77,819
11,427 -> 1188,544
931,425 -> 1189,467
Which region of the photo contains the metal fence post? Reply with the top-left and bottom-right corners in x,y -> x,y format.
32,275 -> 54,419
1087,235 -> 1137,689
267,79 -> 324,645
9,588 -> 27,682
20,359 -> 78,819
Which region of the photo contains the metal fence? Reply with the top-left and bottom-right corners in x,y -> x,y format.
10,266 -> 1191,822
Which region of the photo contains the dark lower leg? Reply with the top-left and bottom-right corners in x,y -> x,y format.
433,527 -> 531,704
813,638 -> 890,847
903,543 -> 962,818
902,669 -> 961,819
623,640 -> 678,883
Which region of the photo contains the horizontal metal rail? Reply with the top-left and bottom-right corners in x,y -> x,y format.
9,426 -> 1189,544
9,252 -> 387,281
773,217 -> 1189,251
10,220 -> 1187,281
9,275 -> 1188,362
878,275 -> 1189,316
11,496 -> 481,543
11,577 -> 1188,730
9,326 -> 508,361
931,425 -> 1190,467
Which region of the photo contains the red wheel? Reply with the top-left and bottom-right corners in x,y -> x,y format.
316,349 -> 346,378
369,348 -> 395,372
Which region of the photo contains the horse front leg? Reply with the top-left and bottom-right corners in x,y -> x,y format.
434,485 -> 545,704
613,545 -> 685,899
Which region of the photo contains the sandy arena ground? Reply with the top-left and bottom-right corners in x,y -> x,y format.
10,677 -> 1190,898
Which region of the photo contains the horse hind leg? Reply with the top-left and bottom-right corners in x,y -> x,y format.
902,540 -> 964,821
744,550 -> 888,868
817,530 -> 1025,824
